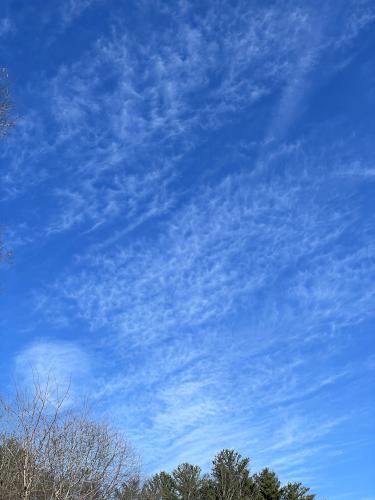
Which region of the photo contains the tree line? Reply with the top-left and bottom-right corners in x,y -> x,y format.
0,381 -> 315,500
122,449 -> 315,500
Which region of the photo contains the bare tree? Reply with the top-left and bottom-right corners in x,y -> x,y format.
0,68 -> 14,269
0,67 -> 14,139
0,378 -> 139,499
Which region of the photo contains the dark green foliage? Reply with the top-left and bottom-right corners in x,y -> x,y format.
142,472 -> 177,500
254,468 -> 281,500
211,449 -> 255,500
172,463 -> 203,499
280,482 -> 315,500
116,477 -> 142,499
199,473 -> 216,500
98,448 -> 316,500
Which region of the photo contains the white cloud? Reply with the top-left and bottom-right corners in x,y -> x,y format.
14,339 -> 92,402
53,159 -> 370,343
2,0 -> 373,239
41,136 -> 375,480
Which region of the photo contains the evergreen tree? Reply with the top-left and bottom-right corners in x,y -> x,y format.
116,477 -> 142,499
200,473 -> 216,500
280,482 -> 315,500
211,449 -> 254,500
172,463 -> 203,500
142,472 -> 177,500
254,468 -> 281,500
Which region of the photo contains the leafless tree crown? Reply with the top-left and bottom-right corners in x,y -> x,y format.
0,380 -> 139,500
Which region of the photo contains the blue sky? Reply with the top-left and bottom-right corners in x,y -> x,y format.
0,0 -> 375,498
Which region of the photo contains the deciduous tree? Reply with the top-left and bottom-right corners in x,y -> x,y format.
0,379 -> 138,499
0,67 -> 14,138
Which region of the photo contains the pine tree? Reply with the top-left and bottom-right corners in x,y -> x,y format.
200,473 -> 216,500
142,472 -> 177,500
172,463 -> 203,500
280,482 -> 315,500
211,449 -> 254,500
116,477 -> 142,499
254,468 -> 281,500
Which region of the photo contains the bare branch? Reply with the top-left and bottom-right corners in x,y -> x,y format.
0,377 -> 139,499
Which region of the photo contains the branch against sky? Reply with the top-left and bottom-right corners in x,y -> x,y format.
0,67 -> 14,139
0,68 -> 14,278
0,378 -> 139,499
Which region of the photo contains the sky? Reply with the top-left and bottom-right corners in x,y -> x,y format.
0,0 -> 374,498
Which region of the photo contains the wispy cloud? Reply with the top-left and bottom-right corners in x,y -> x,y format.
60,0 -> 103,26
44,140 -> 375,481
3,1 -> 371,236
52,152 -> 371,343
14,339 -> 92,403
2,1 -> 375,495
